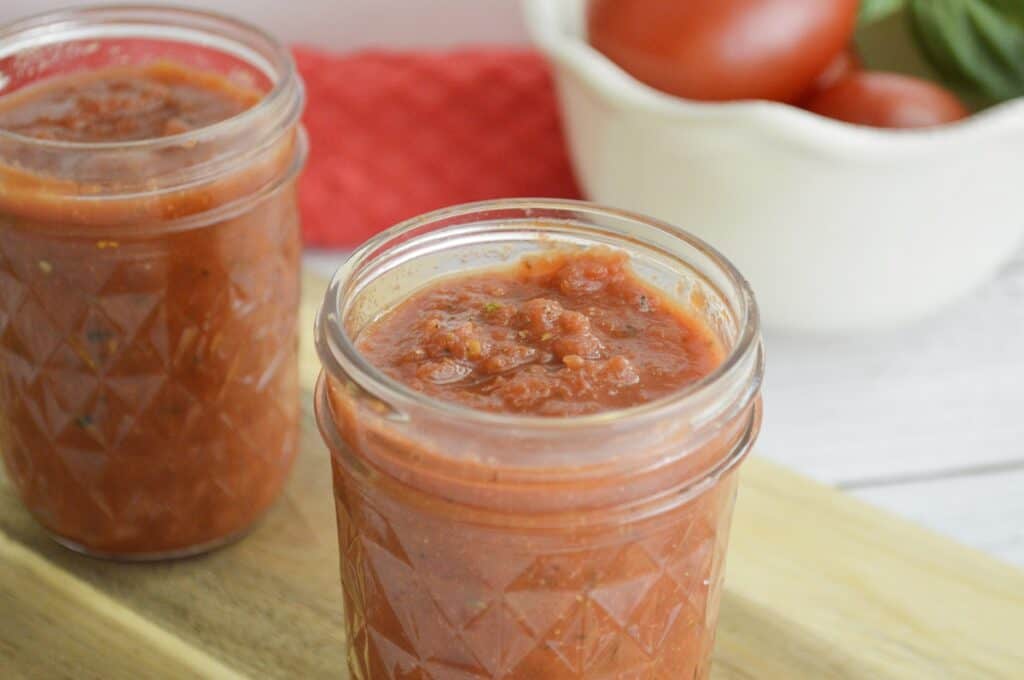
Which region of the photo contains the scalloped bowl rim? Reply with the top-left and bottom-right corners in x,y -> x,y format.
525,0 -> 1024,159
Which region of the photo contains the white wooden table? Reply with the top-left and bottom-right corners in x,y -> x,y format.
305,246 -> 1024,567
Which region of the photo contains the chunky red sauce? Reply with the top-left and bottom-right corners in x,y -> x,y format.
0,62 -> 258,142
0,62 -> 301,556
358,249 -> 723,416
324,248 -> 751,678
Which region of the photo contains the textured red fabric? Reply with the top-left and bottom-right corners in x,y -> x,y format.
293,47 -> 581,248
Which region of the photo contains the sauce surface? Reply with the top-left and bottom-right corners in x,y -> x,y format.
358,249 -> 723,416
0,61 -> 300,556
0,61 -> 258,142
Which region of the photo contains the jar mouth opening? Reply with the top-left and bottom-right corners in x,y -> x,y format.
0,4 -> 300,152
317,199 -> 764,433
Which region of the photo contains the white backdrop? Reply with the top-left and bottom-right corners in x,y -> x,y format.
0,1 -> 529,49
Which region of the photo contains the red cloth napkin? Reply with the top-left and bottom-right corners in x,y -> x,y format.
293,47 -> 581,248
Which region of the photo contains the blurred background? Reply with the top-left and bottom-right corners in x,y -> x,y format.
3,0 -> 1019,567
0,0 -> 530,48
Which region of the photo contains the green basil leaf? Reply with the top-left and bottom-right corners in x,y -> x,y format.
975,0 -> 1024,26
908,0 -> 1024,104
859,0 -> 907,27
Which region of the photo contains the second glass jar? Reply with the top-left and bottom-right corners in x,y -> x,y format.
316,200 -> 764,679
0,6 -> 307,559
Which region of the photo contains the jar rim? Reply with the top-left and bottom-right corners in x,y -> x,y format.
0,4 -> 300,152
317,198 -> 764,433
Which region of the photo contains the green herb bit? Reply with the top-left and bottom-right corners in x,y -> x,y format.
483,302 -> 502,314
86,329 -> 113,344
75,414 -> 94,428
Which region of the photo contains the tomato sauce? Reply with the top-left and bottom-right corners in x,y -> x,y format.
358,249 -> 723,416
0,62 -> 302,557
0,62 -> 258,142
323,247 -> 755,678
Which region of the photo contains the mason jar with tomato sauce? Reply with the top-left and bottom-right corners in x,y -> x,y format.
0,7 -> 306,559
315,200 -> 763,678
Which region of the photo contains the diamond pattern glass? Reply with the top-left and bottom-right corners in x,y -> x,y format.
332,456 -> 739,680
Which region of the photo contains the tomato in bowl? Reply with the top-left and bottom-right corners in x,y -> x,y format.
587,0 -> 860,103
805,71 -> 970,128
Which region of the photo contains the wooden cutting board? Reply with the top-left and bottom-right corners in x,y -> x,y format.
2,273 -> 1022,679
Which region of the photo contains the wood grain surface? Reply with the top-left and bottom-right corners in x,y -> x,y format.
1,273 -> 1022,679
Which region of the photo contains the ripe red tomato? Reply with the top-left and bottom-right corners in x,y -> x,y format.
805,48 -> 861,98
587,0 -> 860,103
805,72 -> 970,128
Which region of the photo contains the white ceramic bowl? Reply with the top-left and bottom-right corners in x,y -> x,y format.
525,0 -> 1024,332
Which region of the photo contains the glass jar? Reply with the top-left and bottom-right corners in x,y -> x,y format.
0,7 -> 306,559
315,200 -> 764,678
